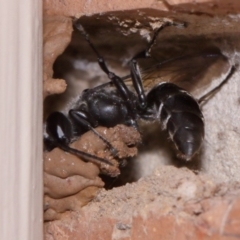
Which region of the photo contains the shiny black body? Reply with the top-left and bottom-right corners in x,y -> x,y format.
144,83 -> 204,159
74,86 -> 136,131
45,20 -> 232,165
45,78 -> 204,161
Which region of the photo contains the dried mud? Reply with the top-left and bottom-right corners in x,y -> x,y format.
43,1 -> 240,238
45,165 -> 240,240
44,125 -> 141,221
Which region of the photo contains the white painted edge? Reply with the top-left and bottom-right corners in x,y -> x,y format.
0,0 -> 43,239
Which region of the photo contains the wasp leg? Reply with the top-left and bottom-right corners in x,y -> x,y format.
198,65 -> 236,106
45,112 -> 114,166
130,59 -> 146,109
69,109 -> 119,157
76,24 -> 138,126
134,20 -> 186,59
129,20 -> 186,110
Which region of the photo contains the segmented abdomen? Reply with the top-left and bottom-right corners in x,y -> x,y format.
147,82 -> 204,160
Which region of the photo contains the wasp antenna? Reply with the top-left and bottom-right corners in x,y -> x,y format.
74,21 -> 104,60
73,20 -> 93,43
73,20 -> 85,33
59,144 -> 114,166
89,127 -> 119,158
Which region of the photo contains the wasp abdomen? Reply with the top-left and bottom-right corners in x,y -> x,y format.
147,83 -> 204,160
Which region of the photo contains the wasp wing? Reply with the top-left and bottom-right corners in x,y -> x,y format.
123,47 -> 231,100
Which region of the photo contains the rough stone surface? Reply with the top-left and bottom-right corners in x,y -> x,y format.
43,0 -> 240,17
43,0 -> 240,239
45,166 -> 240,240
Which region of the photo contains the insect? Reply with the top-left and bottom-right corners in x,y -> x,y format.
44,19 -> 235,167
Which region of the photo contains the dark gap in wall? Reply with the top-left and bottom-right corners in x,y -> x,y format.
47,11 -> 228,189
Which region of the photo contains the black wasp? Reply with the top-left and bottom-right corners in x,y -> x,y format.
44,19 -> 235,167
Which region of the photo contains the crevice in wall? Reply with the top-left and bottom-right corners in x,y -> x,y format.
43,6 -> 240,239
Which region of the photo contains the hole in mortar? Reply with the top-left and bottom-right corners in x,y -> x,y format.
44,10 -> 240,190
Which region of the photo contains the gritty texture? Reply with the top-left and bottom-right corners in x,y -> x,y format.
43,0 -> 240,17
43,0 -> 240,238
43,125 -> 141,221
45,166 -> 240,240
